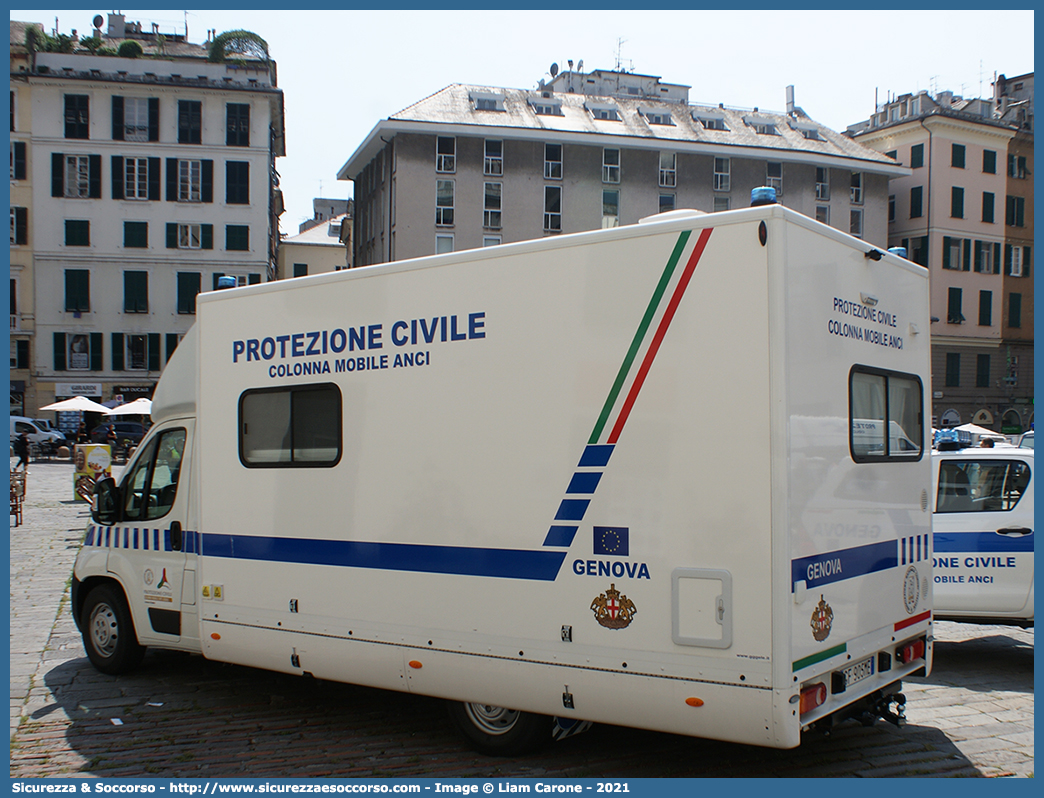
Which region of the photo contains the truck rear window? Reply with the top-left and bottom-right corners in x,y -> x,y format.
239,383 -> 341,467
849,366 -> 923,462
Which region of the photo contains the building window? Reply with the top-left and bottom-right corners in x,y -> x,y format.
544,185 -> 562,232
714,158 -> 730,191
888,195 -> 895,222
982,149 -> 997,174
815,167 -> 829,200
766,162 -> 783,195
179,159 -> 202,202
981,192 -> 995,223
435,180 -> 454,226
645,111 -> 671,125
1008,293 -> 1022,328
166,223 -> 213,250
591,106 -> 619,121
659,152 -> 676,187
177,272 -> 201,314
64,333 -> 95,371
293,263 -> 308,277
849,366 -> 923,461
120,156 -> 147,200
908,236 -> 928,267
978,290 -> 992,327
945,352 -> 961,387
942,236 -> 970,270
751,121 -> 778,135
435,234 -> 454,254
947,287 -> 964,324
544,143 -> 562,179
484,140 -> 503,176
65,220 -> 90,247
1006,195 -> 1026,227
532,102 -> 561,116
226,161 -> 250,205
697,115 -> 728,131
436,136 -> 455,173
659,194 -> 675,214
10,141 -> 26,179
64,155 -> 91,198
178,100 -> 202,144
123,333 -> 153,370
65,269 -> 90,311
602,148 -> 620,184
64,94 -> 89,139
950,186 -> 964,219
123,271 -> 148,313
850,208 -> 863,238
226,103 -> 250,146
123,221 -> 148,249
815,205 -> 829,225
800,128 -> 820,141
910,143 -> 924,169
226,224 -> 249,251
1008,154 -> 1028,179
483,182 -> 502,229
974,240 -> 999,274
910,186 -> 923,218
1006,244 -> 1028,277
713,196 -> 731,213
951,143 -> 965,169
482,236 -> 501,247
10,207 -> 27,245
976,354 -> 991,388
602,189 -> 619,228
850,172 -> 863,204
123,97 -> 150,141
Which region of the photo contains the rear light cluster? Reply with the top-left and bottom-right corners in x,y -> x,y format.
799,682 -> 827,715
896,636 -> 926,664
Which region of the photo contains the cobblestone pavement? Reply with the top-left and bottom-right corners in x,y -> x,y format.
9,461 -> 1034,778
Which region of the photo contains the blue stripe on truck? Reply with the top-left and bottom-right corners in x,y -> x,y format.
933,531 -> 1033,553
791,540 -> 898,591
201,534 -> 568,581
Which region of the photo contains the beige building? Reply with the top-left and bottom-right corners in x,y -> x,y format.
850,77 -> 1033,434
277,211 -> 351,278
338,69 -> 906,268
9,16 -> 285,422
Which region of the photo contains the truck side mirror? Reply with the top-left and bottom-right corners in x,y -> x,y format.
92,477 -> 121,525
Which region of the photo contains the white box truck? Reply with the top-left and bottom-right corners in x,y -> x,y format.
73,205 -> 934,754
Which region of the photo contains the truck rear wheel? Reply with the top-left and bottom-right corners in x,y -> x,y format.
81,585 -> 146,674
447,701 -> 552,756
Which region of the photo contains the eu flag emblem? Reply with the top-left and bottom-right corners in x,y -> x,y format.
593,527 -> 629,556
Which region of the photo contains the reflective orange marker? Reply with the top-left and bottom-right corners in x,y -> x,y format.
408,660 -> 423,669
685,697 -> 704,707
210,633 -> 221,640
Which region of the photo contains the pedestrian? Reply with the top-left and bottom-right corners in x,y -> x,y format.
14,431 -> 30,471
980,437 -> 995,448
76,421 -> 87,444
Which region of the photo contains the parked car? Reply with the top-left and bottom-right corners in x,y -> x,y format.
32,419 -> 67,441
932,445 -> 1034,627
1018,430 -> 1034,449
10,416 -> 64,446
89,421 -> 147,446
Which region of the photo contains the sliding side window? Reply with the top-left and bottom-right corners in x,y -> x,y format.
239,383 -> 341,467
849,366 -> 923,462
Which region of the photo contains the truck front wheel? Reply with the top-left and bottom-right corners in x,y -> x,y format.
447,701 -> 552,756
81,585 -> 146,674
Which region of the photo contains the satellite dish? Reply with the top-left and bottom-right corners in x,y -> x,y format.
550,62 -> 559,78
93,14 -> 103,29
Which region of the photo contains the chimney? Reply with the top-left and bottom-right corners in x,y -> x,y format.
107,13 -> 125,39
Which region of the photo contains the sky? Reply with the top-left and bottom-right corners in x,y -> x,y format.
10,9 -> 1035,232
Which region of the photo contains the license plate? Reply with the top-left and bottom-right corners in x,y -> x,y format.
841,656 -> 874,687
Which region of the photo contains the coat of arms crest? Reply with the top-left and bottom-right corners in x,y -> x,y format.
810,594 -> 833,642
591,583 -> 637,629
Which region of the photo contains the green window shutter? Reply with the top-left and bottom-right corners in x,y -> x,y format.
974,241 -> 983,272
111,155 -> 124,200
166,223 -> 178,249
166,158 -> 178,202
111,333 -> 124,371
177,272 -> 201,314
147,157 -> 161,200
12,141 -> 26,179
88,154 -> 102,198
124,222 -> 148,249
148,333 -> 161,371
148,97 -> 159,141
1005,244 -> 1013,275
225,224 -> 249,251
1023,246 -> 1031,278
201,160 -> 213,203
942,236 -> 951,269
201,224 -> 213,250
65,269 -> 90,311
53,332 -> 66,371
166,333 -> 180,362
16,339 -> 29,369
963,239 -> 971,271
248,273 -> 261,285
90,332 -> 103,371
124,271 -> 148,311
993,243 -> 1001,274
111,95 -> 124,140
52,152 -> 64,196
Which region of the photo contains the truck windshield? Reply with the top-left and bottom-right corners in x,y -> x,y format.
122,428 -> 186,520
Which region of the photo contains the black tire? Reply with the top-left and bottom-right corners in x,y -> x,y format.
446,700 -> 552,756
81,584 -> 146,675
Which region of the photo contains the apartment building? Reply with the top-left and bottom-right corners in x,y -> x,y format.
9,16 -> 285,419
337,69 -> 905,268
850,76 -> 1034,434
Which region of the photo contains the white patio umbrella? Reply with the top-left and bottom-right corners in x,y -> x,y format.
105,397 -> 153,416
39,395 -> 111,413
